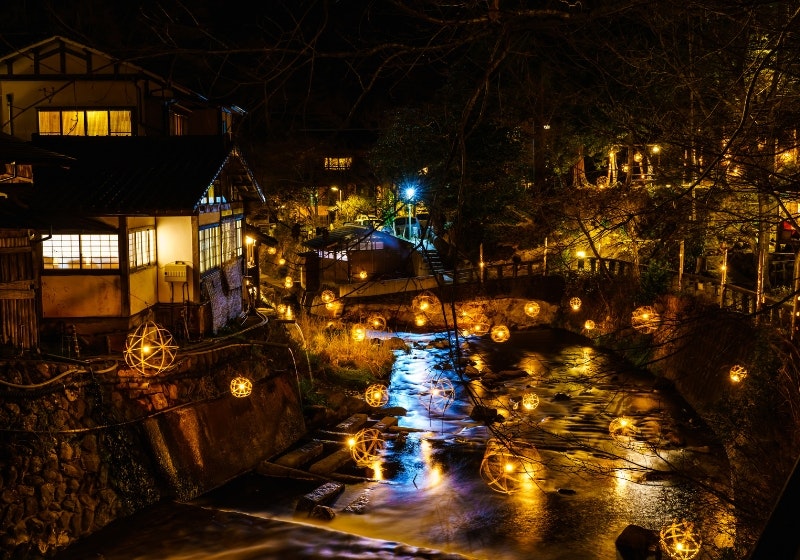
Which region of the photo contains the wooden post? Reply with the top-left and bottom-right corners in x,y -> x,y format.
678,240 -> 685,291
792,250 -> 800,340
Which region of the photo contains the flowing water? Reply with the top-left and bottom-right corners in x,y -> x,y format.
57,328 -> 732,560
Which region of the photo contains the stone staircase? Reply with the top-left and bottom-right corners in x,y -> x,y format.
419,244 -> 448,278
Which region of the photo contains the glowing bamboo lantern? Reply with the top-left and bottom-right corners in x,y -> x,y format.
358,269 -> 368,280
230,376 -> 253,398
631,305 -> 660,334
659,519 -> 702,559
368,314 -> 387,331
413,292 -> 438,313
351,323 -> 367,342
284,276 -> 294,289
123,321 -> 178,376
479,439 -> 538,494
584,320 -> 596,331
365,383 -> 390,407
609,416 -> 639,445
524,301 -> 541,317
419,377 -> 455,413
320,290 -> 336,304
729,364 -> 748,383
278,257 -> 286,266
522,391 -> 540,411
490,325 -> 511,343
267,246 -> 277,255
415,314 -> 427,327
472,321 -> 490,336
350,427 -> 385,466
569,297 -> 582,311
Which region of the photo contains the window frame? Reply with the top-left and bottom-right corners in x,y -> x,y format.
38,108 -> 134,136
128,228 -> 156,271
42,233 -> 120,271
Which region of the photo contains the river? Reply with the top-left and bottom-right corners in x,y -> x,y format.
56,328 -> 732,559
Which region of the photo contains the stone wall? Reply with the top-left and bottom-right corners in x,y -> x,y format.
0,326 -> 305,559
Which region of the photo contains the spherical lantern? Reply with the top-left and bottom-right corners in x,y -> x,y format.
284,276 -> 294,289
659,519 -> 702,560
584,320 -> 596,331
267,246 -> 277,255
349,427 -> 385,466
729,364 -> 748,383
320,290 -> 336,304
522,391 -> 540,411
419,377 -> 455,413
230,376 -> 253,398
414,314 -> 428,327
632,305 -> 660,334
609,416 -> 639,445
524,301 -> 541,318
472,321 -> 490,336
490,325 -> 511,343
123,321 -> 178,376
569,297 -> 582,311
413,292 -> 438,313
351,323 -> 367,342
368,314 -> 387,331
479,439 -> 538,494
365,383 -> 390,408
358,269 -> 368,280
278,257 -> 286,266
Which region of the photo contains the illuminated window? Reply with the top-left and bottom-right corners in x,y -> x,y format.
170,111 -> 187,136
199,225 -> 221,274
129,228 -> 156,269
38,109 -> 132,136
200,183 -> 226,205
324,157 -> 352,171
43,234 -> 119,270
222,109 -> 234,136
221,218 -> 242,262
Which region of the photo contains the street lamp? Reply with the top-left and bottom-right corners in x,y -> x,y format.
331,186 -> 342,203
404,186 -> 416,239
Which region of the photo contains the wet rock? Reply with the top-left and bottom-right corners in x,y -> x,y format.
463,365 -> 482,378
309,505 -> 336,520
615,524 -> 660,560
296,481 -> 345,512
376,406 -> 407,417
469,404 -> 504,424
553,392 -> 571,401
557,488 -> 576,495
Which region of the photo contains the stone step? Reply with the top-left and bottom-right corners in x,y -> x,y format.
295,481 -> 345,512
308,448 -> 353,476
274,440 -> 324,469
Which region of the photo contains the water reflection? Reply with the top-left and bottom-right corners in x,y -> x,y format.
56,328 -> 733,560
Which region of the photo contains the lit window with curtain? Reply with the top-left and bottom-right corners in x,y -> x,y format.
170,111 -> 187,136
324,157 -> 352,171
221,218 -> 243,262
199,225 -> 221,274
128,228 -> 156,269
42,234 -> 119,270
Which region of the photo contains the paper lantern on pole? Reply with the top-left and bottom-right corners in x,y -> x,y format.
123,321 -> 178,376
479,439 -> 539,494
632,305 -> 660,334
609,416 -> 639,446
349,427 -> 385,466
569,297 -> 582,311
659,519 -> 701,560
368,313 -> 387,331
365,383 -> 390,407
351,323 -> 367,342
419,377 -> 455,414
320,290 -> 336,304
490,325 -> 511,343
524,301 -> 541,317
230,376 -> 253,398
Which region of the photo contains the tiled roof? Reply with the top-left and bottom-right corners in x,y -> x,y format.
31,135 -> 234,215
0,132 -> 74,164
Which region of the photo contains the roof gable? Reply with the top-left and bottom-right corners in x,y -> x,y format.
30,135 -> 258,215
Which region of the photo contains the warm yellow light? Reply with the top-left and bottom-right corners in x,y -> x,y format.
365,383 -> 390,407
576,250 -> 586,259
351,324 -> 367,342
278,257 -> 286,266
659,519 -> 701,560
569,297 -> 582,311
472,321 -> 490,336
522,392 -> 539,411
729,364 -> 748,383
584,320 -> 595,330
415,314 -> 427,327
651,145 -> 661,155
230,376 -> 253,398
633,152 -> 643,162
524,301 -> 541,317
123,321 -> 178,376
347,437 -> 356,448
490,325 -> 510,343
267,246 -> 277,255
358,269 -> 368,280
320,289 -> 335,304
284,276 -> 293,288
350,428 -> 384,466
632,305 -> 660,334
368,314 -> 387,331
609,416 -> 639,446
245,235 -> 255,245
479,439 -> 539,495
419,377 -> 455,413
